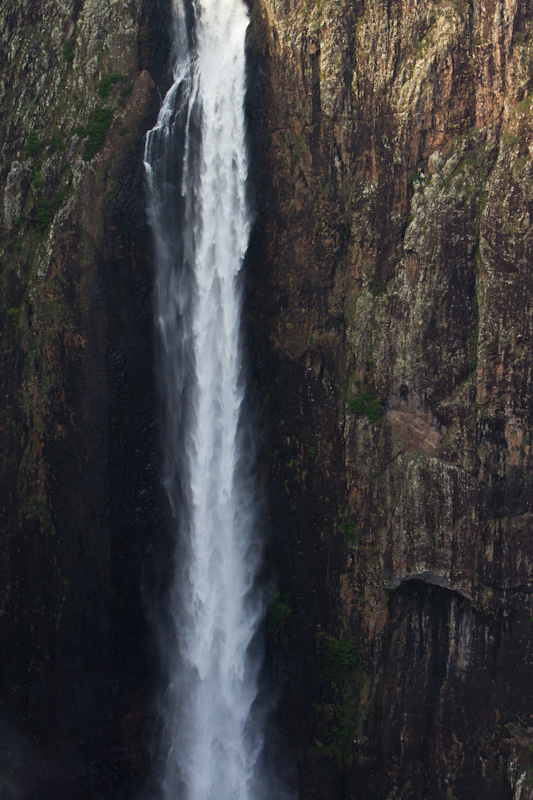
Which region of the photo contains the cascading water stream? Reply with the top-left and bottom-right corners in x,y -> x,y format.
144,0 -> 267,797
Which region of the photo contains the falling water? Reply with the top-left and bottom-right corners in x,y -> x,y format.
144,0 -> 267,798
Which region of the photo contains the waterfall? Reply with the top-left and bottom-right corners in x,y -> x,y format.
144,0 -> 267,798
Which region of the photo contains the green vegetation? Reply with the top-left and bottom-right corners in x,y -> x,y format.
516,92 -> 533,113
98,72 -> 124,99
523,744 -> 533,786
319,636 -> 357,684
408,170 -> 428,189
321,674 -> 366,766
81,108 -> 113,160
348,389 -> 381,423
63,39 -> 75,64
339,519 -> 358,545
285,131 -> 306,163
315,635 -> 367,767
292,133 -> 305,162
48,134 -> 66,154
31,168 -> 44,188
34,198 -> 52,231
119,83 -> 133,106
267,588 -> 292,636
24,131 -> 41,158
7,307 -> 20,329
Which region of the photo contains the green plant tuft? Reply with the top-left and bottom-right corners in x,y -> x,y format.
48,134 -> 66,154
34,198 -> 52,231
523,744 -> 533,786
319,637 -> 357,685
24,131 -> 41,158
314,636 -> 367,767
7,307 -> 20,329
63,39 -> 75,64
267,588 -> 292,636
98,73 -> 124,99
118,83 -> 133,107
339,520 -> 358,545
82,108 -> 113,160
348,389 -> 381,423
31,169 -> 44,188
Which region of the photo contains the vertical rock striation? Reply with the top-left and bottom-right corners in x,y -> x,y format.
0,1 -> 170,795
246,0 -> 533,797
2,0 -> 533,797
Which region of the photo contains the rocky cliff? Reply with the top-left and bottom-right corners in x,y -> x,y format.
245,0 -> 533,798
1,0 -> 533,798
0,1 -> 170,795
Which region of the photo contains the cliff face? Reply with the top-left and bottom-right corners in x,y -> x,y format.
246,0 -> 533,797
0,1 -> 170,795
2,0 -> 533,798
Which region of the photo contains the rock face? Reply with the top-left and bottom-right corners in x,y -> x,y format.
0,1 -> 170,795
2,0 -> 533,798
245,0 -> 533,797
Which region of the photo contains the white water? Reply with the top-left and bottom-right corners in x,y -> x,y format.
144,0 -> 266,798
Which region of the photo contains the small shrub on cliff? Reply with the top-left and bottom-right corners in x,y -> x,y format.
118,83 -> 133,107
33,198 -> 51,231
63,39 -> 75,64
48,135 -> 66,154
24,131 -> 41,158
82,108 -> 113,160
267,588 -> 292,636
98,73 -> 124,99
31,168 -> 44,188
348,389 -> 381,424
339,520 -> 358,545
7,307 -> 20,329
315,636 -> 367,767
319,636 -> 357,685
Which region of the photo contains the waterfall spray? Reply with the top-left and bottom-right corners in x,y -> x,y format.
144,0 -> 268,797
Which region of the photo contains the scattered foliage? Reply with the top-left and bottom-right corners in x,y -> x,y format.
63,39 -> 75,64
315,635 -> 367,767
48,135 -> 66,154
319,636 -> 357,685
34,198 -> 52,231
348,389 -> 381,423
7,307 -> 20,329
524,744 -> 533,786
267,588 -> 292,636
82,108 -> 113,160
31,168 -> 44,188
98,73 -> 124,99
339,520 -> 358,545
118,83 -> 133,107
24,131 -> 41,158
